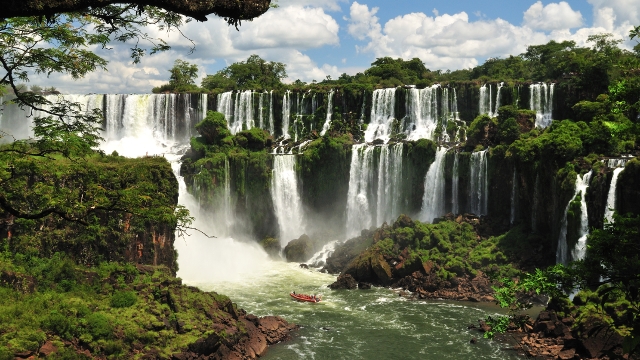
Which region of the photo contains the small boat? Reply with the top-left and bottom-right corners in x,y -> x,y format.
290,292 -> 321,303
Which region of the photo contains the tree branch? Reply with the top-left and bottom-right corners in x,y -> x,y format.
2,0 -> 272,23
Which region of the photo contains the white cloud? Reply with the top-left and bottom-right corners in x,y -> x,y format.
277,0 -> 347,12
588,0 -> 639,27
523,1 -> 583,31
347,2 -> 381,41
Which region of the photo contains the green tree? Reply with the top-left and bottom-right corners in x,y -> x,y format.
168,59 -> 199,91
201,54 -> 287,90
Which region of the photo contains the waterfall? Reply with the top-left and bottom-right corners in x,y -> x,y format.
493,82 -> 504,116
605,164 -> 626,223
258,92 -> 265,130
282,90 -> 291,139
556,171 -> 592,264
346,144 -> 375,238
405,85 -> 439,141
479,84 -> 492,116
320,89 -> 334,136
375,143 -> 404,226
271,155 -> 305,245
365,88 -> 396,143
510,169 -> 517,225
421,147 -> 448,223
469,149 -> 489,216
229,90 -> 254,134
451,151 -> 459,215
530,83 -> 554,128
269,90 -> 275,136
452,88 -> 460,121
217,91 -> 234,132
359,91 -> 367,124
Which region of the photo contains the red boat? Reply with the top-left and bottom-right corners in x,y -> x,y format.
290,293 -> 321,303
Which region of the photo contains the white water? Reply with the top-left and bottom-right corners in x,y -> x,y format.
366,88 -> 396,143
469,149 -> 489,216
604,167 -> 624,224
530,83 -> 554,128
282,90 -> 291,139
375,143 -> 404,226
320,89 -> 334,136
493,82 -> 503,117
269,90 -> 275,136
556,171 -> 592,264
271,155 -> 306,245
405,85 -> 439,141
421,147 -> 448,223
479,84 -> 492,117
345,144 -> 375,238
307,240 -> 340,268
451,151 -> 460,215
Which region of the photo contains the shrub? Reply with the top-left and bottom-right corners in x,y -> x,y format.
85,313 -> 113,340
110,291 -> 137,308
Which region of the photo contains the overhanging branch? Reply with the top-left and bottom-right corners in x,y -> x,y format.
3,0 -> 272,23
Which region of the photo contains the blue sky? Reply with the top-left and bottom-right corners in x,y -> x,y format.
37,0 -> 639,93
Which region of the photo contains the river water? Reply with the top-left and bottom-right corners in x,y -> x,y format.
158,147 -> 522,360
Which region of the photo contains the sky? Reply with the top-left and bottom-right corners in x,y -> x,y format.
34,0 -> 640,94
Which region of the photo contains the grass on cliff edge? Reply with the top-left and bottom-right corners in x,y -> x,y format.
0,251 -> 241,359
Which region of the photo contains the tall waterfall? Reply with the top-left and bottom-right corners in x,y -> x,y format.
530,83 -> 554,128
451,151 -> 459,215
479,84 -> 492,116
469,149 -> 489,216
346,144 -> 375,238
375,143 -> 404,226
282,90 -> 291,139
556,171 -> 592,264
421,147 -> 448,223
269,90 -> 275,136
217,92 -> 234,132
604,160 -> 628,223
452,89 -> 460,121
222,157 -> 235,235
345,143 -> 404,238
365,88 -> 396,143
405,85 -> 439,141
320,89 -> 334,136
271,155 -> 306,245
258,92 -> 265,130
493,82 -> 504,117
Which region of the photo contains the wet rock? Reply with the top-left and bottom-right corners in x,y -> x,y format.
284,234 -> 315,262
358,282 -> 372,289
371,254 -> 392,284
329,274 -> 358,289
299,263 -> 309,269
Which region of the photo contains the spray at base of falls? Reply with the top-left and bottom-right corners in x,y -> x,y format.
556,171 -> 592,264
421,147 -> 448,223
271,155 -> 306,246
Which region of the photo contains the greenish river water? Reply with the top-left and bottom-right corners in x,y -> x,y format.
176,238 -> 523,360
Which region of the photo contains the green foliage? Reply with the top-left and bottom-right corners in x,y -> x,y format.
169,59 -> 199,89
110,291 -> 137,308
466,115 -> 492,148
195,111 -> 233,146
202,54 -> 287,91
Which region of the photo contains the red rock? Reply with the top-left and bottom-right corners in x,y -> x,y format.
39,341 -> 58,356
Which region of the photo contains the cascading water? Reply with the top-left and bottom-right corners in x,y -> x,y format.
346,144 -> 375,238
451,151 -> 460,215
493,82 -> 503,117
365,88 -> 396,143
258,92 -> 265,130
530,83 -> 554,128
604,159 -> 628,223
269,90 -> 275,136
405,85 -> 439,141
282,90 -> 291,139
375,143 -> 404,226
469,149 -> 489,216
271,155 -> 306,245
217,91 -> 234,132
452,89 -> 460,121
556,171 -> 592,264
479,84 -> 492,116
320,89 -> 334,136
233,90 -> 254,134
421,147 -> 448,223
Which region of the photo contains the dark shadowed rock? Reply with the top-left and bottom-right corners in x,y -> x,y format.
329,274 -> 358,289
284,234 -> 315,262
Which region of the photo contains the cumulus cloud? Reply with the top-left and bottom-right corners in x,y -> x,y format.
588,0 -> 639,26
523,1 -> 583,31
